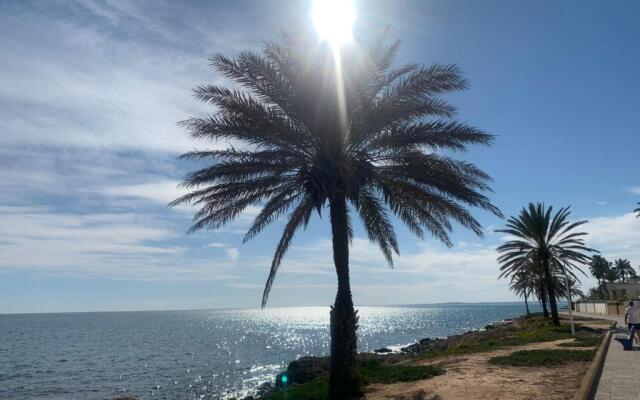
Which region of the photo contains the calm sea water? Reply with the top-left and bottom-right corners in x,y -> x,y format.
0,303 -> 539,399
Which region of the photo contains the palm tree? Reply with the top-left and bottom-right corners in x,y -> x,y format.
589,255 -> 610,287
170,34 -> 500,398
553,273 -> 584,301
613,258 -> 636,282
497,203 -> 595,326
509,268 -> 536,315
635,202 -> 640,217
604,266 -> 620,284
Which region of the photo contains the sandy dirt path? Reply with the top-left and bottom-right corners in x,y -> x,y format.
365,338 -> 593,400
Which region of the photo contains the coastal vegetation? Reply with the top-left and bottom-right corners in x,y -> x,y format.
488,349 -> 595,367
557,335 -> 602,347
496,203 -> 596,325
263,362 -> 444,400
416,313 -> 592,360
259,314 -> 605,400
172,32 -> 500,398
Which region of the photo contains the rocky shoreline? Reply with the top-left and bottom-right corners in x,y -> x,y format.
235,318 -> 516,400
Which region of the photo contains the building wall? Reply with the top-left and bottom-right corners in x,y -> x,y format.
602,282 -> 640,300
576,302 -> 609,314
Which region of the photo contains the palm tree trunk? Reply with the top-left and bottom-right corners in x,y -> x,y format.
542,257 -> 560,326
524,292 -> 530,315
328,192 -> 360,399
539,281 -> 549,318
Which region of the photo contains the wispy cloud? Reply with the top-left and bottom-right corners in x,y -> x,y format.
627,187 -> 640,195
0,206 -> 239,280
0,0 -> 251,153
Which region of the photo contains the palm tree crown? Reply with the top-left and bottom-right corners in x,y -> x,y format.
613,258 -> 637,282
497,203 -> 595,325
171,33 -> 500,398
171,35 -> 501,304
635,202 -> 640,217
589,255 -> 610,285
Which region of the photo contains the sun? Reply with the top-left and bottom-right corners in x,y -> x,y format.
312,0 -> 356,49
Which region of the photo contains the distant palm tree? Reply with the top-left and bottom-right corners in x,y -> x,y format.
604,267 -> 620,284
553,273 -> 585,301
497,203 -> 595,326
635,202 -> 640,217
171,34 -> 500,398
589,255 -> 610,287
509,267 -> 536,315
613,258 -> 636,282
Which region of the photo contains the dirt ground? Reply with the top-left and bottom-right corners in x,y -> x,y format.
365,338 -> 593,400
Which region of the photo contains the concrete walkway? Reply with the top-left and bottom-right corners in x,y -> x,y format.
564,311 -> 638,400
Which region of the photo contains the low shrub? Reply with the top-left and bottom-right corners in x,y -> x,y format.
358,360 -> 444,384
262,361 -> 444,400
262,377 -> 328,400
557,335 -> 602,348
488,349 -> 594,367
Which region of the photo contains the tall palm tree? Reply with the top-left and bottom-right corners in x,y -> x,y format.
613,258 -> 636,282
497,203 -> 595,326
171,34 -> 500,398
589,255 -> 610,287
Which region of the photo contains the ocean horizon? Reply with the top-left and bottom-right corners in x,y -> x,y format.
0,300 -> 533,316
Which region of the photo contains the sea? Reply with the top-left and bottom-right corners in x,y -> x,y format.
0,302 -> 541,400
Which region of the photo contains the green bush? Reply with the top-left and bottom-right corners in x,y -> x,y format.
358,360 -> 444,384
262,361 -> 444,400
488,349 -> 594,367
557,335 -> 602,348
261,378 -> 328,400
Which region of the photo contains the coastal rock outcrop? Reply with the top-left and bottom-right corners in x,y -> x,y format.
276,356 -> 330,386
374,347 -> 393,353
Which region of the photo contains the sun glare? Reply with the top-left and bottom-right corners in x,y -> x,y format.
312,0 -> 356,48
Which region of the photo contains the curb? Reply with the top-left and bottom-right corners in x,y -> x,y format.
572,322 -> 615,400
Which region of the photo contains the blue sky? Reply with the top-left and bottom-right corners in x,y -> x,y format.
1,0 -> 639,313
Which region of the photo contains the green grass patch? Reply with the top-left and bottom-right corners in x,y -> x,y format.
261,377 -> 328,400
262,361 -> 444,400
557,335 -> 602,348
418,316 -> 587,360
358,360 -> 444,384
488,349 -> 594,367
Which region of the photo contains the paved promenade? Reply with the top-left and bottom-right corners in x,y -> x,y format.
564,311 -> 638,400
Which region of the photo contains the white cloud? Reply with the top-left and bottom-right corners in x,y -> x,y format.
208,242 -> 229,248
585,212 -> 640,262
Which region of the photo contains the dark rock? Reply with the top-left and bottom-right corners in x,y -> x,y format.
419,338 -> 432,345
484,324 -> 496,330
278,356 -> 330,386
374,347 -> 393,353
400,343 -> 422,353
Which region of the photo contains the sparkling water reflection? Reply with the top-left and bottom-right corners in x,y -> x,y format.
0,303 -> 539,399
